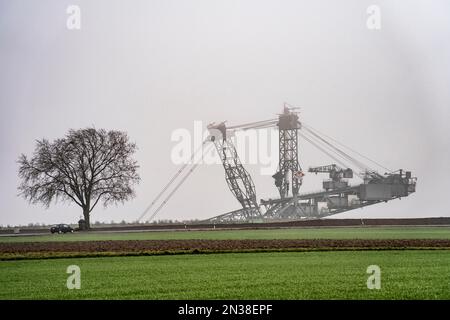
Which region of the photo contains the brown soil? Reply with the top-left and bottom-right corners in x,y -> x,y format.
1,239 -> 450,255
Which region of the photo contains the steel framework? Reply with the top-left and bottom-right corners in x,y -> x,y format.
204,107 -> 416,223
273,107 -> 302,199
138,105 -> 417,224
208,122 -> 261,221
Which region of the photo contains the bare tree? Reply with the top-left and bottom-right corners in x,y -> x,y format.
18,128 -> 140,229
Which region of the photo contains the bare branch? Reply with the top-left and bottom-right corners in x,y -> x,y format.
18,127 -> 140,228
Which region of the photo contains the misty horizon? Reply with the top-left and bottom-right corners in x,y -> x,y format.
1,0 -> 450,226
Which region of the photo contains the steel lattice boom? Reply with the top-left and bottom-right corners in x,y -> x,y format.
207,122 -> 261,222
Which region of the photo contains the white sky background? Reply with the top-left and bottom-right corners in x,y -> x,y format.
0,0 -> 449,226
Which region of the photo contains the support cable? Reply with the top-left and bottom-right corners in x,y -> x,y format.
300,129 -> 356,169
302,126 -> 370,172
137,138 -> 209,222
302,123 -> 393,172
299,131 -> 351,169
299,131 -> 365,179
227,119 -> 278,130
240,121 -> 278,131
301,129 -> 367,178
145,143 -> 213,222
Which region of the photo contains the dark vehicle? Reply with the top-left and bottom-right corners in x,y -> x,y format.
50,224 -> 74,234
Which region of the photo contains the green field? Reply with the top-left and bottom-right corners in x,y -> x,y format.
1,226 -> 450,242
2,227 -> 449,299
1,250 -> 449,299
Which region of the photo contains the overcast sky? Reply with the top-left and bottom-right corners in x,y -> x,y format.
1,0 -> 449,226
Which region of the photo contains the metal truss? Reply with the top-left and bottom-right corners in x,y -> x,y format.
209,133 -> 262,222
203,108 -> 416,224
273,108 -> 302,199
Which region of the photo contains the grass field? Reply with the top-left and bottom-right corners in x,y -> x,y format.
1,227 -> 449,299
1,250 -> 449,299
1,226 -> 450,242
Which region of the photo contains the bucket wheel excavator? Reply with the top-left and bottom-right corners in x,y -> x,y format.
138,104 -> 417,223
205,105 -> 416,223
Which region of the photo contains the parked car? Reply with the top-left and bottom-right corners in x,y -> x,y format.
50,224 -> 74,234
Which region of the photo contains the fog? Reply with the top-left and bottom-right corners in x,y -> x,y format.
1,0 -> 449,226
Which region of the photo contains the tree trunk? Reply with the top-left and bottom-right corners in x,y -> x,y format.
82,207 -> 91,230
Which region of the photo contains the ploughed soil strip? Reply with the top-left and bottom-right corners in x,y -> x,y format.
1,239 -> 450,255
